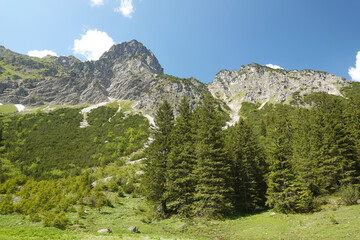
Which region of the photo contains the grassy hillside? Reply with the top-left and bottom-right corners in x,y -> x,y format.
0,105 -> 18,114
0,104 -> 149,180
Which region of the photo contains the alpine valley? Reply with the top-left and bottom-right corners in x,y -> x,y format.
0,40 -> 360,240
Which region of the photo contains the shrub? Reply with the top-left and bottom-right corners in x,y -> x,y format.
29,213 -> 41,222
118,186 -> 125,197
77,205 -> 86,218
52,212 -> 70,229
42,211 -> 70,230
340,184 -> 359,205
106,179 -> 119,192
329,215 -> 339,224
0,195 -> 14,214
123,180 -> 135,194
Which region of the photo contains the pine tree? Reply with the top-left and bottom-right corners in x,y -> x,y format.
165,97 -> 195,216
225,119 -> 267,212
142,100 -> 174,217
292,107 -> 322,195
307,94 -> 357,192
265,105 -> 312,213
343,94 -> 360,186
191,95 -> 233,217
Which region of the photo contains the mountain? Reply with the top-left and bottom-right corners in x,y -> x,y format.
208,63 -> 349,122
0,41 -> 351,119
0,40 -> 207,115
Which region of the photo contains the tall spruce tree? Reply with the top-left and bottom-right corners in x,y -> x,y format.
142,100 -> 174,217
165,97 -> 195,216
265,105 -> 312,213
191,95 -> 233,217
292,107 -> 322,195
344,95 -> 360,186
306,93 -> 357,192
225,119 -> 267,212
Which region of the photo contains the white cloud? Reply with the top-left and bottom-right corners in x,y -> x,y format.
90,0 -> 104,6
114,0 -> 135,18
28,49 -> 57,58
349,51 -> 360,82
73,29 -> 115,61
266,64 -> 284,70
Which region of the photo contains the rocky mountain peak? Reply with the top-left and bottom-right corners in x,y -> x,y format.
98,40 -> 163,74
0,42 -> 353,121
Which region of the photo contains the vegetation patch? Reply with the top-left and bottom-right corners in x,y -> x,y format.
0,105 -> 18,114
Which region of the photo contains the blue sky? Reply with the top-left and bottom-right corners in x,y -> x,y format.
1,0 -> 360,83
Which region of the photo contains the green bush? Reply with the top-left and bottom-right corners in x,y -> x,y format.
118,186 -> 125,197
123,180 -> 135,194
42,211 -> 70,230
29,213 -> 41,222
77,205 -> 86,218
0,195 -> 14,214
340,184 -> 359,205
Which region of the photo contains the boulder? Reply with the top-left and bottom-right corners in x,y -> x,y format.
97,228 -> 112,233
128,226 -> 139,233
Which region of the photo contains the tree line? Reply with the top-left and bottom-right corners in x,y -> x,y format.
142,90 -> 360,218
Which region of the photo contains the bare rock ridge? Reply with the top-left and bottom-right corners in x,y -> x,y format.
208,63 -> 349,123
0,42 -> 350,118
0,40 -> 207,114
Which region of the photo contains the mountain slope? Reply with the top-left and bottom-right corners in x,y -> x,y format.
208,63 -> 349,123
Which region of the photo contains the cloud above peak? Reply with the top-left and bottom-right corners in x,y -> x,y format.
265,64 -> 284,70
28,49 -> 57,58
73,29 -> 115,61
90,0 -> 104,7
349,51 -> 360,82
114,0 -> 135,18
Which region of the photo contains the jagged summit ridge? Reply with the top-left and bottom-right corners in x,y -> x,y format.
0,42 -> 352,118
0,40 -> 205,115
97,40 -> 163,74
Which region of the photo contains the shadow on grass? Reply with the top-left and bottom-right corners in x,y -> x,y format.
226,208 -> 269,220
100,212 -> 112,215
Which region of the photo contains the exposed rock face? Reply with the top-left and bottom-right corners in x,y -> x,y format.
0,40 -> 207,115
208,63 -> 349,123
0,44 -> 351,119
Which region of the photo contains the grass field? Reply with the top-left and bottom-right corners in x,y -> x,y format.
0,105 -> 18,114
0,196 -> 359,240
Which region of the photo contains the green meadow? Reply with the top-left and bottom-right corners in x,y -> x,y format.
0,197 -> 359,240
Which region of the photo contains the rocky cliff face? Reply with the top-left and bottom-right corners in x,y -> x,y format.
0,40 -> 207,115
208,63 -> 349,123
0,43 -> 351,119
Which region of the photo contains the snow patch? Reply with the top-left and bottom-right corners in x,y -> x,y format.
15,104 -> 25,112
144,114 -> 155,126
258,98 -> 270,110
0,103 -> 3,105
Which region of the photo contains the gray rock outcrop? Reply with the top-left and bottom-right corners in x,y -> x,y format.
208,63 -> 349,123
128,226 -> 139,233
0,40 -> 207,115
0,44 -> 351,120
